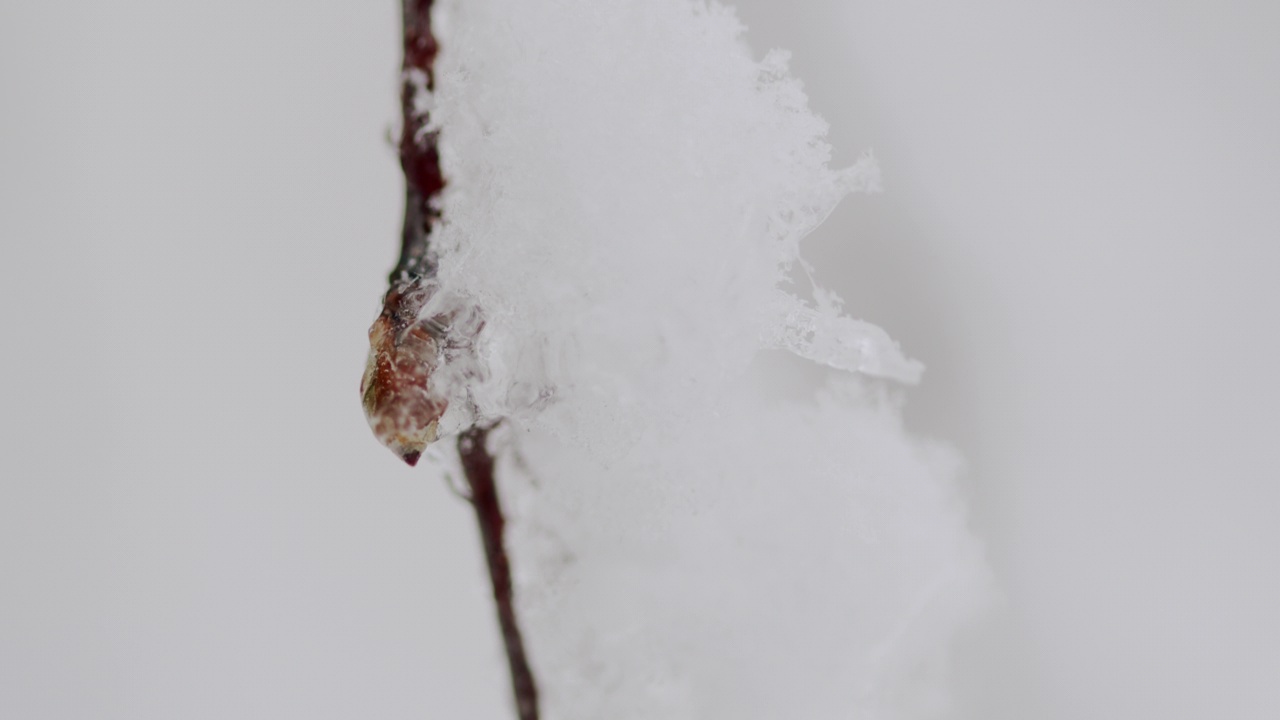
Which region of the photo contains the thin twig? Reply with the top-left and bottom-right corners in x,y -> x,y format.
360,4 -> 540,712
376,5 -> 541,715
396,0 -> 445,284
358,0 -> 450,467
458,426 -> 541,720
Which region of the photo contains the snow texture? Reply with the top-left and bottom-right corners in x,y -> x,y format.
421,0 -> 988,717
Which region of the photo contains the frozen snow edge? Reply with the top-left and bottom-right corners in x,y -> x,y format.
765,290 -> 925,385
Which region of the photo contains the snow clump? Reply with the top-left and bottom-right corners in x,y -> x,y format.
421,0 -> 989,717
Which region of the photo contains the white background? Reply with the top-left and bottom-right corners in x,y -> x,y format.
2,1 -> 1278,718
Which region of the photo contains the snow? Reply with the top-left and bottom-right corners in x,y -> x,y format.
419,0 -> 988,716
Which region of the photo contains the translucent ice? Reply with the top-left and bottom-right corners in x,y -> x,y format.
765,289 -> 925,385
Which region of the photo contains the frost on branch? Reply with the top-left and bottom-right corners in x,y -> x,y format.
411,0 -> 989,717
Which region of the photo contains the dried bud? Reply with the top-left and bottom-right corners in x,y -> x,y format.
360,280 -> 449,466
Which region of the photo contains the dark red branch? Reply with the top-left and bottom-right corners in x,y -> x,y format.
395,0 -> 445,284
458,427 -> 541,720
373,6 -> 541,717
360,0 -> 452,466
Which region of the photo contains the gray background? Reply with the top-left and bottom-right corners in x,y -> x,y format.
3,1 -> 1278,718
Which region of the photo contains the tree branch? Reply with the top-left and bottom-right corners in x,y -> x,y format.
395,0 -> 445,284
359,0 -> 450,467
385,5 -> 541,717
458,426 -> 541,720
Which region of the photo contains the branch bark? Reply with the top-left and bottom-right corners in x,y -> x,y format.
359,0 -> 451,467
458,427 -> 541,720
396,0 -> 445,284
371,4 -> 541,718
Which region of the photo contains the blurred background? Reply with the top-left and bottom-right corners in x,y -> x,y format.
2,1 -> 1278,718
